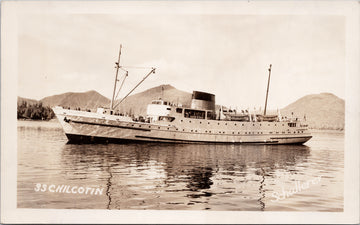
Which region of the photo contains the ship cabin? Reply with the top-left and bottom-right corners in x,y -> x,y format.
146,91 -> 217,123
146,91 -> 286,124
146,99 -> 216,123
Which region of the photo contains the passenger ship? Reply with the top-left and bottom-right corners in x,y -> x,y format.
53,46 -> 312,145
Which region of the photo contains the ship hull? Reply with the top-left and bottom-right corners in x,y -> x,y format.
54,108 -> 312,145
65,133 -> 312,145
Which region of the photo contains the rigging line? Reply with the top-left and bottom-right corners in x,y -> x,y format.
121,66 -> 154,69
114,71 -> 128,101
118,67 -> 128,73
113,68 -> 155,109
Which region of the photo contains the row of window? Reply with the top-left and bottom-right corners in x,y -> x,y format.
179,120 -> 297,127
129,123 -> 304,134
114,120 -> 304,135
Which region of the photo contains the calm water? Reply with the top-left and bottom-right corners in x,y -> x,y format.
17,120 -> 344,211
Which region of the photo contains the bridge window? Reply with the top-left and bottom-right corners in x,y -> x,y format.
288,123 -> 296,127
152,100 -> 162,105
184,109 -> 205,119
176,108 -> 183,113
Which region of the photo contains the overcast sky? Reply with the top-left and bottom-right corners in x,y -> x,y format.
17,3 -> 345,109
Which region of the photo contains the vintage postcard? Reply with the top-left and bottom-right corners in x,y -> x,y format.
1,0 -> 359,223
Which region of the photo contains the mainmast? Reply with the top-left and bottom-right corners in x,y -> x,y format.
110,44 -> 122,112
264,64 -> 272,116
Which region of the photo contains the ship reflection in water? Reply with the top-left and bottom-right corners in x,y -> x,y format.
60,143 -> 311,210
17,121 -> 344,211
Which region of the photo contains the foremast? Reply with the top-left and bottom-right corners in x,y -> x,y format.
109,45 -> 156,114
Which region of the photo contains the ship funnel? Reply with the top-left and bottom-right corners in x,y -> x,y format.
190,91 -> 215,111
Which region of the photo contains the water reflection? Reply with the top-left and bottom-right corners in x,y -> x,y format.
60,143 -> 310,210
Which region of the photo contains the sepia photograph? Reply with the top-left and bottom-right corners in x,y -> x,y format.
1,0 -> 359,223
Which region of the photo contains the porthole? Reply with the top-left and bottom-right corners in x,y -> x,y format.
218,123 -> 220,125
149,126 -> 151,128
200,122 -> 202,124
235,123 -> 237,126
208,122 -> 210,124
225,123 -> 227,125
268,124 -> 270,126
158,127 -> 161,129
139,125 -> 141,127
260,124 -> 262,126
275,124 -> 277,126
183,129 -> 185,131
253,124 -> 255,126
232,132 -> 235,134
189,121 -> 191,123
282,124 -> 284,126
181,120 -> 183,122
238,132 -> 240,134
167,128 -> 170,130
242,124 -> 244,126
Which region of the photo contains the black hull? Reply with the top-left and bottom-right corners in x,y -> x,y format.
65,133 -> 311,145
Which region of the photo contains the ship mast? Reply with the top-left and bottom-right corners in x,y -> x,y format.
110,44 -> 122,112
264,64 -> 272,116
